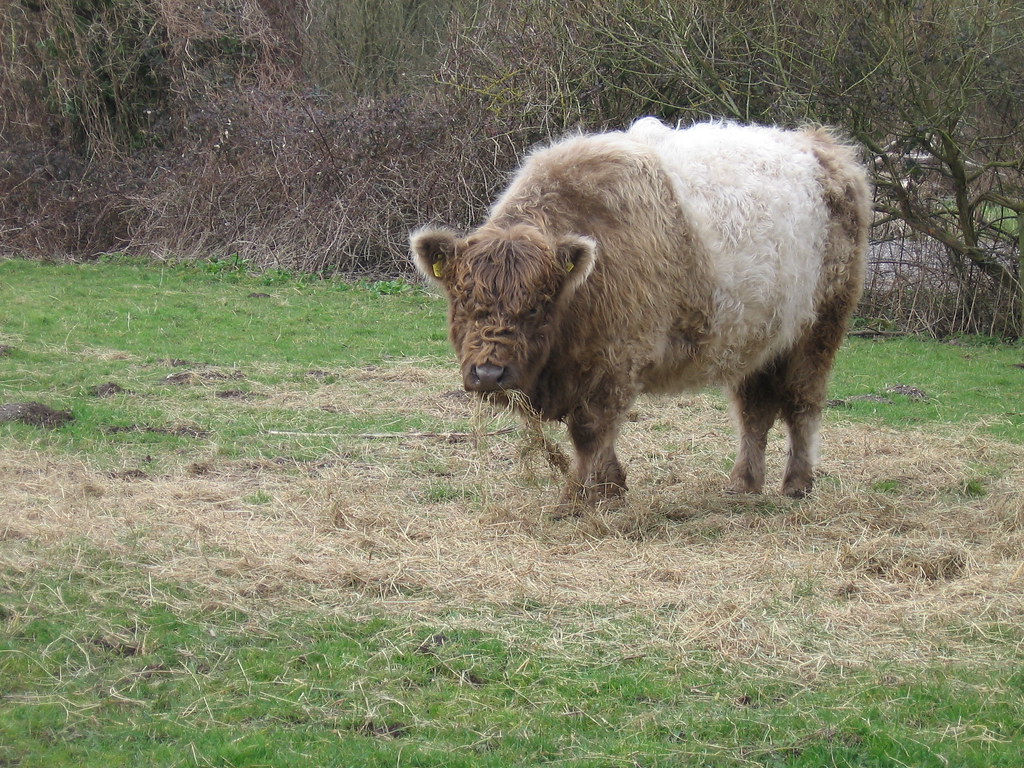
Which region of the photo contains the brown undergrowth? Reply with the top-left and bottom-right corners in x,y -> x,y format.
2,366 -> 1022,674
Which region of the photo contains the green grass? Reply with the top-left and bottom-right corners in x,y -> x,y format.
0,255 -> 450,366
0,257 -> 456,468
2,257 -> 1024,766
3,551 -> 1023,768
831,336 -> 1024,442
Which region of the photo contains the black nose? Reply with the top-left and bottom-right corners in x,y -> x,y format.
468,363 -> 506,391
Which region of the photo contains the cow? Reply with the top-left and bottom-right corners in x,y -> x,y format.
411,117 -> 870,510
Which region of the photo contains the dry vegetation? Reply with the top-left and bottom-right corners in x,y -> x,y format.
4,363 -> 1022,673
2,0 -> 1022,334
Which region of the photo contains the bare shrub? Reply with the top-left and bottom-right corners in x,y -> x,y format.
1,0 -> 517,271
849,1 -> 1024,337
2,0 -> 1021,335
302,0 -> 461,96
863,231 -> 1021,338
0,0 -> 295,258
1,0 -> 292,154
0,138 -> 132,257
125,89 -> 522,273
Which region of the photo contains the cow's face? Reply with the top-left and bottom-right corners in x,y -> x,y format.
411,224 -> 596,400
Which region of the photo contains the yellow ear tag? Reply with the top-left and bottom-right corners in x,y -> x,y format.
432,260 -> 444,279
566,262 -> 575,273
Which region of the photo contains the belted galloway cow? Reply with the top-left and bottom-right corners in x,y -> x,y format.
412,117 -> 870,509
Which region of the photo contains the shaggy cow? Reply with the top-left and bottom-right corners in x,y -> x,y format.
412,118 -> 870,508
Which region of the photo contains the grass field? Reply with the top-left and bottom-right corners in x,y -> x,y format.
2,257 -> 1023,767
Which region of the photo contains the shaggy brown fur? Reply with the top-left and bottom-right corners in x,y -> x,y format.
412,121 -> 870,509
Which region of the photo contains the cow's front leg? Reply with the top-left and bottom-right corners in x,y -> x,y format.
558,411 -> 626,512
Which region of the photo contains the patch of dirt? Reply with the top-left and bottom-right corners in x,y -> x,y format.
0,345 -> 14,356
885,384 -> 929,400
92,382 -> 128,397
199,369 -> 245,381
215,389 -> 249,399
415,633 -> 451,654
353,365 -> 433,385
161,369 -> 245,385
0,402 -> 74,428
89,633 -> 143,657
827,394 -> 895,407
161,371 -> 196,385
359,720 -> 410,739
106,468 -> 150,481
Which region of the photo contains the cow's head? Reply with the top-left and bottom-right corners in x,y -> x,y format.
411,224 -> 596,399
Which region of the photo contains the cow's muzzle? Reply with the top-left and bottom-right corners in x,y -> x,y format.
465,363 -> 508,392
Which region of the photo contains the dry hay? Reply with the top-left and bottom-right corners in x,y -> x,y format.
839,538 -> 971,581
2,364 -> 1023,674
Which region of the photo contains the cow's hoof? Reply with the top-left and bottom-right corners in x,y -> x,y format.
551,502 -> 585,520
726,467 -> 765,495
589,481 -> 626,504
782,471 -> 814,498
782,483 -> 812,499
553,484 -> 588,519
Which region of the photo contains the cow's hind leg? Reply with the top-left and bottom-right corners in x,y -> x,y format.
727,368 -> 782,494
778,299 -> 853,497
779,391 -> 822,498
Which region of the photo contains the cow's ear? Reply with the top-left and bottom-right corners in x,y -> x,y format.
556,234 -> 597,297
410,227 -> 458,286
